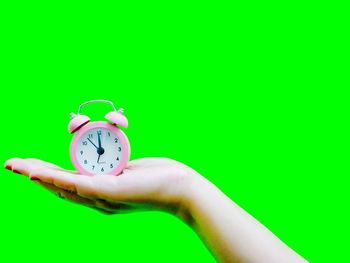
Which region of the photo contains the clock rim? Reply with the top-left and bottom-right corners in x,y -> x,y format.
70,121 -> 130,176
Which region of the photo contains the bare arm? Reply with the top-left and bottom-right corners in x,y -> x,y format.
4,157 -> 307,263
180,173 -> 307,263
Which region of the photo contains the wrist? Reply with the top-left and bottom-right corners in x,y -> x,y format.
175,170 -> 211,225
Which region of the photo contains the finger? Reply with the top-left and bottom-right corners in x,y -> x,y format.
36,181 -> 116,214
4,158 -> 20,169
4,158 -> 65,176
39,180 -> 134,213
38,178 -> 137,213
25,159 -> 78,174
25,158 -> 66,170
30,168 -> 100,199
4,158 -> 94,197
5,158 -> 36,175
37,181 -> 95,205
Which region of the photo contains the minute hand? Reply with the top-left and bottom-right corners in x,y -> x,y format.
87,138 -> 98,149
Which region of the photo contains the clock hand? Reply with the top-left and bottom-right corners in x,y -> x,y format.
97,153 -> 106,164
96,130 -> 105,164
87,138 -> 98,149
97,131 -> 102,149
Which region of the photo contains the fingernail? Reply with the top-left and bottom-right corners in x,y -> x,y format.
30,176 -> 40,181
13,170 -> 21,174
4,165 -> 11,170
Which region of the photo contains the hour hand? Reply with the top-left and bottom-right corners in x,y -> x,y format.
87,138 -> 98,149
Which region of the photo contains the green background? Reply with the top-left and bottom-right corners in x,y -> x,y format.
0,2 -> 348,262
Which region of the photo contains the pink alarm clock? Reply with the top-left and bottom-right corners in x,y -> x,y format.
68,100 -> 130,176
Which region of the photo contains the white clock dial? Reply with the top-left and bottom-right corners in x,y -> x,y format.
76,127 -> 122,174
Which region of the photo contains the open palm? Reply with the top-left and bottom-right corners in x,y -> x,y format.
4,157 -> 195,215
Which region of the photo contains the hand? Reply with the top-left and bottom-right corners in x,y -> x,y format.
4,157 -> 197,216
4,157 -> 308,262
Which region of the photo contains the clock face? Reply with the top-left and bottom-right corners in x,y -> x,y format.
75,127 -> 123,174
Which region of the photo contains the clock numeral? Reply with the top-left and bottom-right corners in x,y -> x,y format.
92,165 -> 95,170
80,150 -> 83,155
101,167 -> 104,172
114,138 -> 118,143
118,147 -> 121,151
110,164 -> 113,168
116,157 -> 119,161
82,141 -> 87,146
108,132 -> 111,137
88,134 -> 93,139
84,160 -> 87,164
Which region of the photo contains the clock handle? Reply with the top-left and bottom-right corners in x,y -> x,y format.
69,100 -> 127,132
77,99 -> 121,115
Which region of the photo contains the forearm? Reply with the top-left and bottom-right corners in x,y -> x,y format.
180,174 -> 308,263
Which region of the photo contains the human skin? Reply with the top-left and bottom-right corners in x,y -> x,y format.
4,157 -> 308,263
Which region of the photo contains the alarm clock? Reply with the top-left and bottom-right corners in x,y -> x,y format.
68,100 -> 130,176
